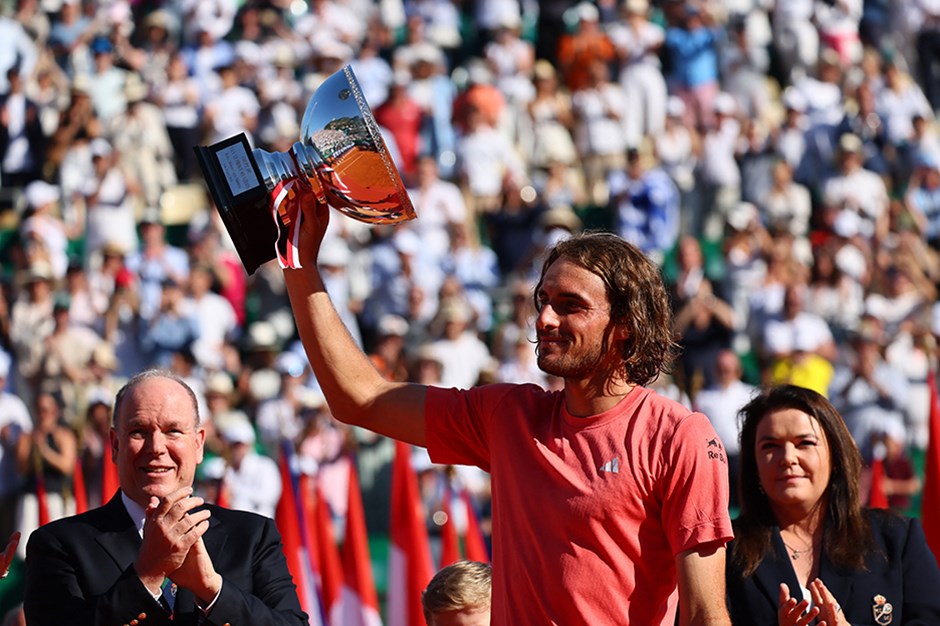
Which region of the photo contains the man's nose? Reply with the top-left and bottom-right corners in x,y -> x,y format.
537,303 -> 559,328
144,432 -> 167,454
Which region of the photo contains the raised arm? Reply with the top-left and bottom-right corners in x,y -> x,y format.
283,198 -> 428,446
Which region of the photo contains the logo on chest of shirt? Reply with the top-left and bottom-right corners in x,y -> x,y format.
706,437 -> 726,463
598,457 -> 620,474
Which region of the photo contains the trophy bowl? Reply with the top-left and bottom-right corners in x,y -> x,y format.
194,65 -> 416,275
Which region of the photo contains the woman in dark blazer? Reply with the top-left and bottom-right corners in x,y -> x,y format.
726,385 -> 940,625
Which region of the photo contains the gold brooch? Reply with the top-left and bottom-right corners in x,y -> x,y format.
873,594 -> 894,625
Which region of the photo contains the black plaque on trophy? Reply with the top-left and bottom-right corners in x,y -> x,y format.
194,133 -> 278,275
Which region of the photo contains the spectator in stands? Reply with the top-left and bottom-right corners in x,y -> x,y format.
456,103 -> 526,215
609,0 -> 666,146
125,213 -> 189,320
14,388 -> 76,558
556,2 -> 616,94
108,75 -> 176,208
664,4 -> 721,131
1,66 -> 45,190
524,59 -> 577,172
141,278 -> 200,369
571,60 -> 627,207
830,328 -> 909,460
186,264 -> 238,371
693,349 -> 756,509
203,62 -> 259,145
81,137 -> 140,258
9,262 -> 56,404
0,351 -> 31,545
762,284 -> 839,367
374,71 -> 425,184
405,154 -> 469,264
823,133 -> 890,244
608,142 -> 680,265
428,301 -> 493,390
203,420 -> 281,519
19,180 -> 70,280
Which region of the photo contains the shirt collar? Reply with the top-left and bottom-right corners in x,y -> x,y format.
120,491 -> 147,538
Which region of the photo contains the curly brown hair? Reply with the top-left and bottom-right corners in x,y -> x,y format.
534,231 -> 679,386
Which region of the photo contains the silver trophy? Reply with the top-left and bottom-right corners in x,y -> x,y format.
195,66 -> 416,274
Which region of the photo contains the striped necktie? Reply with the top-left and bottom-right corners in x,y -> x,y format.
160,577 -> 176,617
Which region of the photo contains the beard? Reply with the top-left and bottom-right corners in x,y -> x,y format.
536,340 -> 605,379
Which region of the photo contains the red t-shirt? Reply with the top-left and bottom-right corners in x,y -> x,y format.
426,383 -> 733,625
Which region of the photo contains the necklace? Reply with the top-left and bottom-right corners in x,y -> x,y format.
783,540 -> 815,560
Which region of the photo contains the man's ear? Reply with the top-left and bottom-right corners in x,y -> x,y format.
109,428 -> 119,463
612,322 -> 630,343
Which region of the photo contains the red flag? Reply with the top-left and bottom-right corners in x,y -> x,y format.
101,454 -> 119,506
336,462 -> 382,626
923,371 -> 940,558
868,458 -> 889,509
275,448 -> 322,623
387,441 -> 434,626
36,475 -> 50,527
439,492 -> 460,568
73,457 -> 88,514
312,478 -> 343,620
215,477 -> 230,508
460,491 -> 489,563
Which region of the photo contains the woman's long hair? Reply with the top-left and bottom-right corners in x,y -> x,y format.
733,385 -> 874,576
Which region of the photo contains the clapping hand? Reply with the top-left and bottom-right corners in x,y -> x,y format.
1,532 -> 20,579
134,488 -> 211,594
810,578 -> 849,626
777,583 -> 820,626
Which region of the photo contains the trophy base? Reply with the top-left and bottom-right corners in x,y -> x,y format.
194,133 -> 279,275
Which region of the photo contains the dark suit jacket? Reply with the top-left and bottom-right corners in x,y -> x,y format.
727,510 -> 940,625
24,493 -> 308,626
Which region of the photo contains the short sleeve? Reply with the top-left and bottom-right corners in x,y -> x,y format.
659,412 -> 734,556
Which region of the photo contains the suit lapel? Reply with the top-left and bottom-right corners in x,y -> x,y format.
819,549 -> 853,612
752,527 -> 804,604
95,494 -> 142,571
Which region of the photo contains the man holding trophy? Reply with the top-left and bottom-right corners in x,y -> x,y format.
199,67 -> 733,625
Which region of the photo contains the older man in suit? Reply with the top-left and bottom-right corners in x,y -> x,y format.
24,370 -> 307,626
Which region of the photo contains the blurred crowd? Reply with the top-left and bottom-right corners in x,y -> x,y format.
2,0 -> 940,597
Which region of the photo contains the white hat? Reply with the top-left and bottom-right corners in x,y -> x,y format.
834,243 -> 867,280
377,314 -> 410,337
838,133 -> 864,155
315,39 -> 353,61
221,420 -> 256,445
714,92 -> 737,116
411,42 -> 444,66
576,2 -> 600,21
392,229 -> 422,256
205,372 -> 234,396
24,180 -> 60,209
625,0 -> 648,13
318,237 -> 351,267
782,87 -> 807,113
727,202 -> 758,231
90,138 -> 113,159
298,388 -> 326,410
833,209 -> 861,238
666,96 -> 686,118
245,321 -> 279,350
